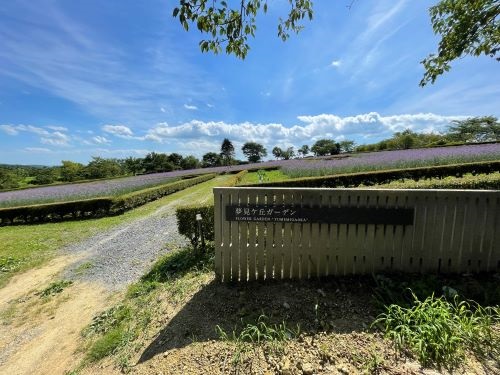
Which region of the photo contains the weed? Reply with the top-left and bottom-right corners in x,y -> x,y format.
217,314 -> 300,364
0,256 -> 21,273
83,304 -> 131,337
36,280 -> 73,298
373,293 -> 500,369
126,281 -> 159,299
74,262 -> 93,275
85,327 -> 133,362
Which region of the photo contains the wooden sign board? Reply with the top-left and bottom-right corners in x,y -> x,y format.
225,205 -> 414,225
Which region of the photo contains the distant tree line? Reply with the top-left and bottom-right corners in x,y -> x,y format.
356,116 -> 500,152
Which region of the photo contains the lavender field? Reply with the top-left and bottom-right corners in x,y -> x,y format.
0,143 -> 499,208
280,143 -> 500,178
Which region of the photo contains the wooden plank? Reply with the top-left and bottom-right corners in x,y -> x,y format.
448,194 -> 467,273
255,190 -> 267,280
353,191 -> 369,274
263,192 -> 274,280
306,190 -> 322,278
462,194 -> 484,273
246,191 -> 258,281
362,192 -> 377,274
299,191 -> 311,279
389,192 -> 404,272
421,191 -> 442,272
230,190 -> 240,281
239,192 -> 249,281
291,190 -> 302,279
282,190 -> 293,279
409,193 -> 428,273
214,189 -> 223,280
343,191 -> 358,275
371,192 -> 387,273
221,190 -> 232,282
381,191 -> 399,273
483,195 -> 500,271
490,196 -> 500,272
438,192 -> 458,274
337,190 -> 351,275
318,190 -> 332,277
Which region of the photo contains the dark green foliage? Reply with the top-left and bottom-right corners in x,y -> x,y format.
202,152 -> 222,167
311,139 -> 340,156
448,116 -> 500,143
0,174 -> 215,226
31,167 -> 58,185
298,144 -> 310,157
0,168 -> 20,189
248,160 -> 500,188
421,0 -> 500,86
60,160 -> 85,182
85,157 -> 123,179
141,152 -> 175,174
241,141 -> 267,163
180,155 -> 200,170
221,138 -> 235,166
173,0 -> 313,59
176,204 -> 215,246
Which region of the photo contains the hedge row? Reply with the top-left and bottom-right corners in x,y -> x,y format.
244,160 -> 500,188
0,174 -> 216,226
369,172 -> 500,190
176,170 -> 248,246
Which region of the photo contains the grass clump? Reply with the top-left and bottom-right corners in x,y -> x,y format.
36,280 -> 73,298
86,327 -> 133,362
373,293 -> 500,369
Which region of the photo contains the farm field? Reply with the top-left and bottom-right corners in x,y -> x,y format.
1,143 -> 499,208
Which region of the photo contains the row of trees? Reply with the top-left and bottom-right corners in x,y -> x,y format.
356,116 -> 500,152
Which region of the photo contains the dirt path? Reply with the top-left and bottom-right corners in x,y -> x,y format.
0,178 -> 220,375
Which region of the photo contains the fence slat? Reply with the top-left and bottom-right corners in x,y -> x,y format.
230,191 -> 240,281
247,191 -> 258,281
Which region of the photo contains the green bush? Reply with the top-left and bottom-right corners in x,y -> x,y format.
370,172 -> 500,190
248,161 -> 500,188
175,170 -> 247,245
0,174 -> 215,226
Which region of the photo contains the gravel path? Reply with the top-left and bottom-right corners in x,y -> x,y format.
62,202 -> 189,290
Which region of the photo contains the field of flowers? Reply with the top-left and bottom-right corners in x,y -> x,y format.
280,143 -> 500,178
1,143 -> 498,208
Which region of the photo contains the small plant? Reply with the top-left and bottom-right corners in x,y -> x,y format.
36,280 -> 73,298
83,304 -> 131,337
373,293 -> 500,369
74,262 -> 93,275
217,314 -> 300,364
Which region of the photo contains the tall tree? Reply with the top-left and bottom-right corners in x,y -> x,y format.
311,139 -> 339,156
202,152 -> 222,167
181,155 -> 200,170
338,140 -> 355,153
220,138 -> 235,165
298,144 -> 310,157
272,146 -> 283,159
447,116 -> 500,142
60,160 -> 84,182
421,0 -> 500,86
242,142 -> 267,163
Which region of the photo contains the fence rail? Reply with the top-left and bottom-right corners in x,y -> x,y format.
213,188 -> 500,282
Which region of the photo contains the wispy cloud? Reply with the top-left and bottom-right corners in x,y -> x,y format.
40,131 -> 70,146
92,135 -> 111,144
102,124 -> 134,138
24,147 -> 52,153
184,104 -> 198,110
0,125 -> 19,135
330,60 -> 341,68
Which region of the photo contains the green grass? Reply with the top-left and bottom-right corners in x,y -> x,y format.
237,169 -> 289,185
369,171 -> 500,189
373,294 -> 500,370
0,175 -> 232,288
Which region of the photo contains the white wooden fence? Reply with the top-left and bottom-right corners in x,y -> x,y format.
213,188 -> 500,282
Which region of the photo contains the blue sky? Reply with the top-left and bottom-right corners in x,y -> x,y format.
1,0 -> 499,165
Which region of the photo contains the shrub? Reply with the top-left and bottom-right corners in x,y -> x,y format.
247,161 -> 500,188
175,170 -> 247,245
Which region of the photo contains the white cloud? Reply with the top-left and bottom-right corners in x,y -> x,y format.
206,103 -> 214,108
41,131 -> 70,146
184,104 -> 198,110
102,124 -> 134,138
0,125 -> 19,135
143,112 -> 464,157
160,107 -> 166,113
330,60 -> 341,68
24,147 -> 52,152
92,135 -> 111,144
46,125 -> 68,131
